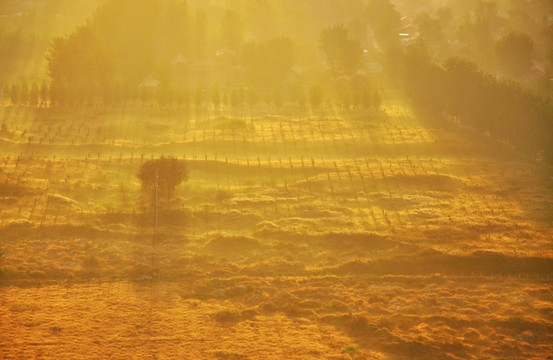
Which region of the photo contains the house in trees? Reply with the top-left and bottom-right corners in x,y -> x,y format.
139,77 -> 161,89
138,76 -> 161,103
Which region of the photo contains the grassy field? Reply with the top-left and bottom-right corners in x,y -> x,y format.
1,104 -> 552,359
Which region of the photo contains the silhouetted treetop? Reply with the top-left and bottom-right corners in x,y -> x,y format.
320,24 -> 362,75
138,157 -> 189,202
495,31 -> 534,77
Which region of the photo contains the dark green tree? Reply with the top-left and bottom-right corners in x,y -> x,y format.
9,83 -> 19,105
395,41 -> 446,116
20,82 -> 29,105
138,157 -> 189,203
40,81 -> 49,107
308,84 -> 323,110
157,83 -> 174,107
320,24 -> 349,68
272,87 -> 283,110
246,88 -> 260,110
211,87 -> 221,109
415,12 -> 443,45
29,82 -> 39,107
193,8 -> 209,59
195,87 -> 206,109
366,0 -> 401,49
320,24 -> 362,75
220,9 -> 244,50
495,31 -> 534,77
241,37 -> 295,87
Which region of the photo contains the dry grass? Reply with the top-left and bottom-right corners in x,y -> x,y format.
0,105 -> 552,359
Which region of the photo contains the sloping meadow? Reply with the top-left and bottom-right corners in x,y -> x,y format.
0,108 -> 552,359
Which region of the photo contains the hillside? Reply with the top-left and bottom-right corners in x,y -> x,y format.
0,103 -> 552,359
1,0 -> 553,359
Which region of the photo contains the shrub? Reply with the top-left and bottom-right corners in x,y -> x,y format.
342,345 -> 359,354
82,255 -> 100,271
213,309 -> 241,323
214,189 -> 232,203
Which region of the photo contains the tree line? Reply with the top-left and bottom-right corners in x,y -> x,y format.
392,42 -> 553,164
40,0 -> 400,108
1,79 -> 382,113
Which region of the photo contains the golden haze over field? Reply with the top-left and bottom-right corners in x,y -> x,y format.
1,0 -> 553,359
